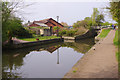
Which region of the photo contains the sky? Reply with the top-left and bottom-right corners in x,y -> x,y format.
17,1 -> 116,25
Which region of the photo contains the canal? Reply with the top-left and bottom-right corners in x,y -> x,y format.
2,38 -> 95,78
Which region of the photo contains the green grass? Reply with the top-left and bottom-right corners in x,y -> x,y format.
19,36 -> 60,41
113,30 -> 120,73
114,30 -> 118,46
113,30 -> 119,59
113,30 -> 120,60
98,29 -> 111,38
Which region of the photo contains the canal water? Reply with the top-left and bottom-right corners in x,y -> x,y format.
2,38 -> 95,78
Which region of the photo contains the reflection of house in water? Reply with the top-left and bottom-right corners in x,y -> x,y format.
46,46 -> 60,53
39,45 -> 61,53
39,45 -> 61,64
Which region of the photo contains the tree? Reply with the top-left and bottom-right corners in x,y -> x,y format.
73,8 -> 104,29
108,2 -> 120,46
109,2 -> 120,23
91,8 -> 105,26
73,17 -> 93,29
84,17 -> 93,27
91,8 -> 99,26
73,20 -> 88,28
2,2 -> 21,43
96,14 -> 104,26
2,1 -> 32,43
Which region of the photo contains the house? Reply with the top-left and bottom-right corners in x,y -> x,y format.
28,18 -> 64,36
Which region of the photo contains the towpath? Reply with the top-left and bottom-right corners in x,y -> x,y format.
64,30 -> 118,78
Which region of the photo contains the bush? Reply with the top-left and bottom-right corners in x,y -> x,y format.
28,30 -> 36,34
58,27 -> 87,37
58,30 -> 67,36
13,27 -> 33,38
53,26 -> 60,32
66,30 -> 77,37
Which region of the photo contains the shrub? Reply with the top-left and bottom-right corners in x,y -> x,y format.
66,30 -> 77,37
53,26 -> 60,32
13,27 -> 33,38
28,30 -> 36,34
58,30 -> 67,36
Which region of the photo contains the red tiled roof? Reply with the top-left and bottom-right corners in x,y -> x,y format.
33,18 -> 51,24
33,18 -> 64,27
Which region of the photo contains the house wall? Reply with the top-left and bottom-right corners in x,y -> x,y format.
40,29 -> 44,35
36,30 -> 40,35
44,29 -> 51,36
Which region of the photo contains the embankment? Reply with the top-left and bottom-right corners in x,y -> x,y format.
3,38 -> 64,49
63,28 -> 98,40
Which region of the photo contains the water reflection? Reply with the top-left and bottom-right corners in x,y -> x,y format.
2,38 -> 95,78
57,49 -> 59,64
63,38 -> 95,53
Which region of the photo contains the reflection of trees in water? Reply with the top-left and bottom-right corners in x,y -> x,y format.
2,42 -> 63,78
62,38 -> 95,53
2,50 -> 26,78
2,71 -> 22,78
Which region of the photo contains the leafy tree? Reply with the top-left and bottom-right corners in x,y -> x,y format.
91,8 -> 104,26
2,2 -> 20,42
91,8 -> 99,26
109,2 -> 120,23
2,2 -> 32,43
73,17 -> 93,29
73,20 -> 88,28
73,8 -> 104,29
84,17 -> 93,27
96,14 -> 104,26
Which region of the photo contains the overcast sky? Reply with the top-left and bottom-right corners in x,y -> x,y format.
17,1 -> 116,25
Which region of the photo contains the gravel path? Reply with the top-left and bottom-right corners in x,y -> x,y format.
64,30 -> 118,78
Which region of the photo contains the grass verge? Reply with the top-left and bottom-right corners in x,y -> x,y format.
113,30 -> 119,59
114,30 -> 118,46
98,29 -> 111,38
19,36 -> 60,41
113,30 -> 120,73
